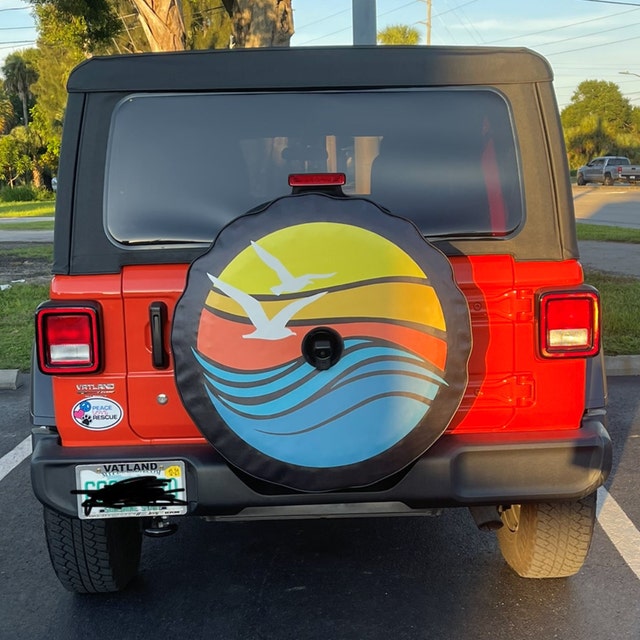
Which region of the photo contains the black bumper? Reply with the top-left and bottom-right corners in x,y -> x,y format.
31,416 -> 612,519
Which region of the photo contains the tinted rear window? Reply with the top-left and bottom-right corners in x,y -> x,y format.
105,89 -> 522,244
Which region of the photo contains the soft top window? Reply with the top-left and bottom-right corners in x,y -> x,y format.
105,89 -> 522,244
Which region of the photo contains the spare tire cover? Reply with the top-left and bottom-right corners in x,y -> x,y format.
172,193 -> 471,492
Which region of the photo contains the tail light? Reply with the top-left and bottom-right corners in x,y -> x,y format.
538,289 -> 600,358
618,166 -> 623,176
36,304 -> 101,374
288,173 -> 346,187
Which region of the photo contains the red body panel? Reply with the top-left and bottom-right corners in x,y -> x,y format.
48,255 -> 587,447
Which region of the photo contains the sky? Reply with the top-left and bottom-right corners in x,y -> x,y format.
2,0 -> 640,109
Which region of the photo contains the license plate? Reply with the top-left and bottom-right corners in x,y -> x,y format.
630,176 -> 636,180
75,460 -> 188,519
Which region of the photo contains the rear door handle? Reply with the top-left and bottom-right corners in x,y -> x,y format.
149,302 -> 169,369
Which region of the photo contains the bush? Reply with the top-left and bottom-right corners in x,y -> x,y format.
0,185 -> 55,203
0,185 -> 37,202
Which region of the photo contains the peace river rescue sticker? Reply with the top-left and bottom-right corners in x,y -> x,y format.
72,396 -> 123,430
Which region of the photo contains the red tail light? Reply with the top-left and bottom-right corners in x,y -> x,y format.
288,173 -> 346,187
36,305 -> 101,374
539,290 -> 600,358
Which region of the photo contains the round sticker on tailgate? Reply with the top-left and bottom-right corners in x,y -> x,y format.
72,397 -> 123,430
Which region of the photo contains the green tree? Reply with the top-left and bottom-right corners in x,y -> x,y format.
2,51 -> 38,128
561,80 -> 640,169
0,131 -> 32,187
377,24 -> 420,45
29,0 -> 121,53
561,80 -> 633,132
29,0 -> 292,52
0,82 -> 17,135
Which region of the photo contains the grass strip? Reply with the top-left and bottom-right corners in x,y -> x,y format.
0,201 -> 55,218
0,220 -> 55,231
584,269 -> 640,356
576,223 -> 640,243
3,245 -> 54,262
0,283 -> 49,371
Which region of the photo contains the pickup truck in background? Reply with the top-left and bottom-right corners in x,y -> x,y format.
619,162 -> 640,183
576,155 -> 640,185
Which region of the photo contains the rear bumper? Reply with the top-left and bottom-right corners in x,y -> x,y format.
31,415 -> 612,519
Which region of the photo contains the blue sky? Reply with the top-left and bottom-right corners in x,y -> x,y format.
2,0 -> 640,109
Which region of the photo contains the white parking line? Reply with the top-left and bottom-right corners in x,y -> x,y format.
0,435 -> 31,483
597,485 -> 640,580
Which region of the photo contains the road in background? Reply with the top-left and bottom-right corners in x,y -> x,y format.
573,184 -> 640,228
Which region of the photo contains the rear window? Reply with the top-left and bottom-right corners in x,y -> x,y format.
105,89 -> 523,244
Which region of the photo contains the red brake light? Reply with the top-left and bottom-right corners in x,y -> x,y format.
37,306 -> 101,374
288,173 -> 346,187
539,291 -> 600,358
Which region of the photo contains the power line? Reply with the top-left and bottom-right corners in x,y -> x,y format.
547,31 -> 640,55
485,6 -> 639,45
0,41 -> 35,49
579,0 -> 640,5
0,6 -> 30,11
436,0 -> 484,44
0,39 -> 35,45
535,19 -> 640,49
294,8 -> 351,33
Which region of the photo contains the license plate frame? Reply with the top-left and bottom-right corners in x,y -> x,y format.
75,460 -> 188,519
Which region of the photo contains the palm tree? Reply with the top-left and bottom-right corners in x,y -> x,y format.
378,25 -> 421,45
0,92 -> 15,135
2,52 -> 38,128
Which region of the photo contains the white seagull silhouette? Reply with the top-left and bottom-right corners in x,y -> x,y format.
207,273 -> 327,340
250,241 -> 336,296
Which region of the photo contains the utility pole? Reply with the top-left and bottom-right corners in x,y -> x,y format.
352,0 -> 377,45
416,0 -> 432,45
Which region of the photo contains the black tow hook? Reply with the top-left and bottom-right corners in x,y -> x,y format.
144,516 -> 178,538
302,327 -> 343,371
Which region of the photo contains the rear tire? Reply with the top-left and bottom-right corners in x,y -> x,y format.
44,507 -> 142,593
497,492 -> 596,579
604,173 -> 613,186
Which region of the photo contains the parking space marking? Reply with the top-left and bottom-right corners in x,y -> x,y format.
597,485 -> 640,580
0,435 -> 31,483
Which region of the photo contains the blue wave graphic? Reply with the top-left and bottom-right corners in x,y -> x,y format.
194,338 -> 447,468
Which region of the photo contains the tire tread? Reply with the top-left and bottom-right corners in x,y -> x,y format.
497,493 -> 596,579
44,507 -> 142,593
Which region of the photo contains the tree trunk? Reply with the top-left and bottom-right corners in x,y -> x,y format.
21,93 -> 30,129
32,166 -> 43,188
232,0 -> 294,48
131,0 -> 186,51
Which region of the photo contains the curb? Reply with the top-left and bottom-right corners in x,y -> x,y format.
0,369 -> 22,390
1,358 -> 638,391
603,355 -> 640,377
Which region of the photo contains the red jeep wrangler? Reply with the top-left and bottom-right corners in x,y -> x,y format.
31,46 -> 611,593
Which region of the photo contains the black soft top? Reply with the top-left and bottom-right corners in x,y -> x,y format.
68,46 -> 552,93
54,45 -> 576,275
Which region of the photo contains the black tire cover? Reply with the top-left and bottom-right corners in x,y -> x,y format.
172,193 -> 471,492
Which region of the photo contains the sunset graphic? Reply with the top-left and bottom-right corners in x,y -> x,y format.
193,222 -> 450,468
